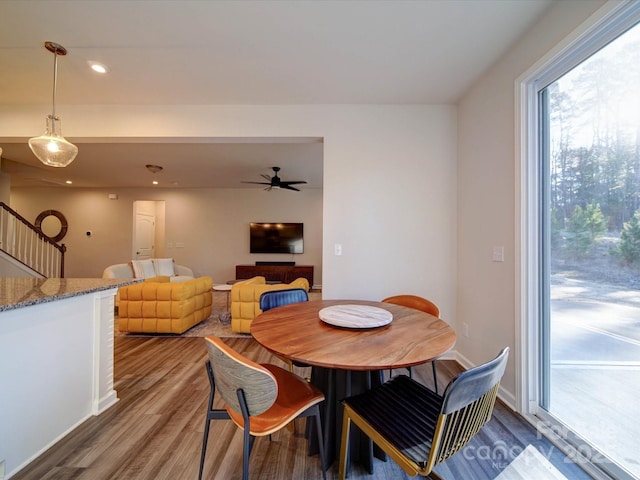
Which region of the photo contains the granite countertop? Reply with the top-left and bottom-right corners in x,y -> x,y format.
0,277 -> 141,312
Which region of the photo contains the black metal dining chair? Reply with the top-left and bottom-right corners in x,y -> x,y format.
338,347 -> 509,479
198,335 -> 327,480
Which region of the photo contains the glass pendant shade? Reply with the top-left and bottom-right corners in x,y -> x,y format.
29,115 -> 78,167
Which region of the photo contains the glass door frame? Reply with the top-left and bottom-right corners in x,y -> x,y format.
516,2 -> 640,479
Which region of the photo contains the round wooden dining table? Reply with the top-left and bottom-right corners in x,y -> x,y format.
250,299 -> 456,471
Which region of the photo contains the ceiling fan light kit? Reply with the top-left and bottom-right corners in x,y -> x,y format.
29,41 -> 78,168
242,166 -> 307,192
145,164 -> 163,174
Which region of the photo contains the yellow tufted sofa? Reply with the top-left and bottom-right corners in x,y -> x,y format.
118,276 -> 213,334
230,276 -> 310,333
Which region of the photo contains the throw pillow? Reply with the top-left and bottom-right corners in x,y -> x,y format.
153,258 -> 175,277
131,259 -> 156,278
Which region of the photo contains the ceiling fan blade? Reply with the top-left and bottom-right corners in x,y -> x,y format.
281,184 -> 301,191
260,174 -> 272,181
281,181 -> 307,186
241,181 -> 271,185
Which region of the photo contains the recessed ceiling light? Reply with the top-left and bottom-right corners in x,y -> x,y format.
152,180 -> 159,185
88,61 -> 109,74
65,180 -> 72,184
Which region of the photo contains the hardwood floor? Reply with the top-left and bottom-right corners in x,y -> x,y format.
12,336 -> 594,480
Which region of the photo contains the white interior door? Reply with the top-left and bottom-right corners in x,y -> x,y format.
133,212 -> 155,259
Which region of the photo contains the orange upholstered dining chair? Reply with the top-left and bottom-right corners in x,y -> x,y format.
198,336 -> 327,480
382,294 -> 441,392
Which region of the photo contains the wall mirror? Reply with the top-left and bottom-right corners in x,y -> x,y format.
35,210 -> 68,243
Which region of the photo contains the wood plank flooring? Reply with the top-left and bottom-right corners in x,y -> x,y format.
11,336 -> 594,480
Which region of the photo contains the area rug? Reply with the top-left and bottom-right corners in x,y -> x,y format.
495,445 -> 568,480
179,314 -> 249,338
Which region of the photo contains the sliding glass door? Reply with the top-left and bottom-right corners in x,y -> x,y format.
537,18 -> 640,480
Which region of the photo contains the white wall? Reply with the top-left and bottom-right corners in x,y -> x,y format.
0,251 -> 43,277
9,187 -> 324,286
0,169 -> 10,204
456,0 -> 606,399
2,105 -> 458,326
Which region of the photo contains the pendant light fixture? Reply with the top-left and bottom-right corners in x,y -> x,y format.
28,41 -> 78,168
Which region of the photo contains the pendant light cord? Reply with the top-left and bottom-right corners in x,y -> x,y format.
44,41 -> 67,119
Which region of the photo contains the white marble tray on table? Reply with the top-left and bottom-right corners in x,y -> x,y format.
318,304 -> 393,329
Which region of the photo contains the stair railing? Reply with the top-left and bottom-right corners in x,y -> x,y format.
0,202 -> 66,278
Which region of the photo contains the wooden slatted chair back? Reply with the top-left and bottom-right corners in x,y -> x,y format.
204,335 -> 277,416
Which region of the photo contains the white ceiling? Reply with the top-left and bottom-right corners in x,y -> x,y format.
0,0 -> 553,189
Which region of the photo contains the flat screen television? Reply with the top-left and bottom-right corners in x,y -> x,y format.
250,222 -> 304,254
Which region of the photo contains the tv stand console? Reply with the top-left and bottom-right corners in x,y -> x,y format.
236,264 -> 314,286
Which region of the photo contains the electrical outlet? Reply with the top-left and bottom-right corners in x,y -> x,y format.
462,322 -> 469,338
492,246 -> 504,262
334,243 -> 342,256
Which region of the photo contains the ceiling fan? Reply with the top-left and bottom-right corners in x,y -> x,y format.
242,166 -> 307,191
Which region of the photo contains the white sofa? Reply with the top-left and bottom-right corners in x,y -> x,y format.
103,260 -> 196,309
102,260 -> 195,282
